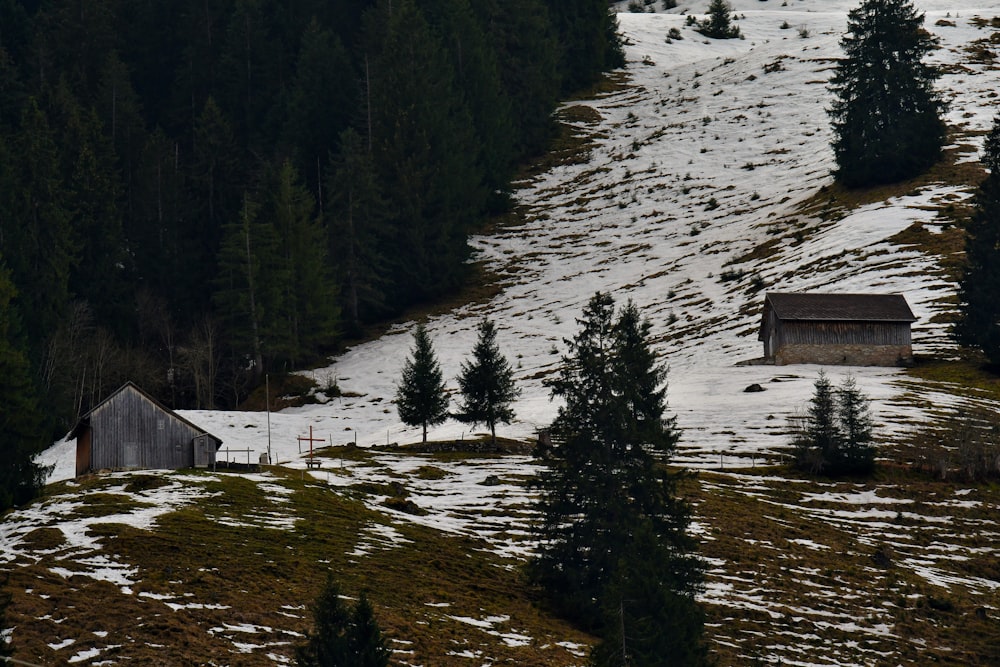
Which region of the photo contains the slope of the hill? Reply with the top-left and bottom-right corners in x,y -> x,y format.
97,0 -> 997,473
18,1 -> 1000,665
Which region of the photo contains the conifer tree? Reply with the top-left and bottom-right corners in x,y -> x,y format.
213,191 -> 283,382
396,323 -> 449,443
0,262 -> 49,512
530,293 -> 706,662
267,160 -> 340,366
794,372 -> 877,476
955,114 -> 1000,365
363,0 -> 484,308
296,576 -> 389,667
828,0 -> 946,187
836,375 -> 875,474
0,573 -> 11,659
456,318 -> 519,446
698,0 -> 741,39
327,128 -> 390,334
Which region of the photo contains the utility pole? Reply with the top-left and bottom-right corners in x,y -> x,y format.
266,373 -> 272,464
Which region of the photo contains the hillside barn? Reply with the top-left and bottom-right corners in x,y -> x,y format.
72,382 -> 223,477
759,292 -> 917,366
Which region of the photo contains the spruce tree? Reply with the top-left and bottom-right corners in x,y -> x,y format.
698,0 -> 741,39
456,318 -> 519,446
530,293 -> 706,662
955,114 -> 1000,365
396,323 -> 449,443
828,0 -> 946,187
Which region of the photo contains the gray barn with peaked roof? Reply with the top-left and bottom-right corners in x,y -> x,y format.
71,382 -> 223,476
759,292 -> 917,366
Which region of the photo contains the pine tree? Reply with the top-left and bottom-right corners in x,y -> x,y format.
530,293 -> 706,662
828,0 -> 946,187
396,323 -> 449,443
295,576 -> 390,667
698,0 -> 741,39
955,114 -> 1000,365
456,318 -> 519,446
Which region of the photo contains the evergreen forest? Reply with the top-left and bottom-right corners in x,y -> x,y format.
0,0 -> 624,433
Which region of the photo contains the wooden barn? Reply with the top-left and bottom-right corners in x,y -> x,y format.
758,292 -> 917,366
71,382 -> 223,477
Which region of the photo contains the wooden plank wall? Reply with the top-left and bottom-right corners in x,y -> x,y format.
89,387 -> 201,470
778,321 -> 911,348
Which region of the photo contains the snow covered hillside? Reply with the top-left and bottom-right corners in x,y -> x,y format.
17,2 -> 1000,665
42,0 -> 999,478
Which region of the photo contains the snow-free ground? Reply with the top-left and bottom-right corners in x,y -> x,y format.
12,0 -> 1000,664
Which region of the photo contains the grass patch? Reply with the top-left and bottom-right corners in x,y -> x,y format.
905,355 -> 1000,400
64,492 -> 156,519
5,470 -> 591,665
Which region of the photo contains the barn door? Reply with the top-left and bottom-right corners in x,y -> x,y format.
123,441 -> 140,469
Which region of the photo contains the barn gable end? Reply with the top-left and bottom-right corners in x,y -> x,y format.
71,382 -> 222,476
759,292 -> 917,366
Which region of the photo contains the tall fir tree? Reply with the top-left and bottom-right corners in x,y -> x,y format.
213,191 -> 284,383
530,293 -> 706,663
266,159 -> 340,367
396,323 -> 449,444
0,261 -> 49,511
473,0 -> 560,158
327,127 -> 391,334
456,318 -> 519,445
421,0 -> 515,211
828,0 -> 946,187
0,97 -> 75,366
955,114 -> 1000,365
363,0 -> 484,308
285,20 -> 357,192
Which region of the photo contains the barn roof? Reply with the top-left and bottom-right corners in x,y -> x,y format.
764,292 -> 917,323
70,381 -> 223,447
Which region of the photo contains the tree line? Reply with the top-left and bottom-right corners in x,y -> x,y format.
0,0 -> 623,493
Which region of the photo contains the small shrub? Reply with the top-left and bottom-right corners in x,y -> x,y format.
719,268 -> 744,283
668,27 -> 683,40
